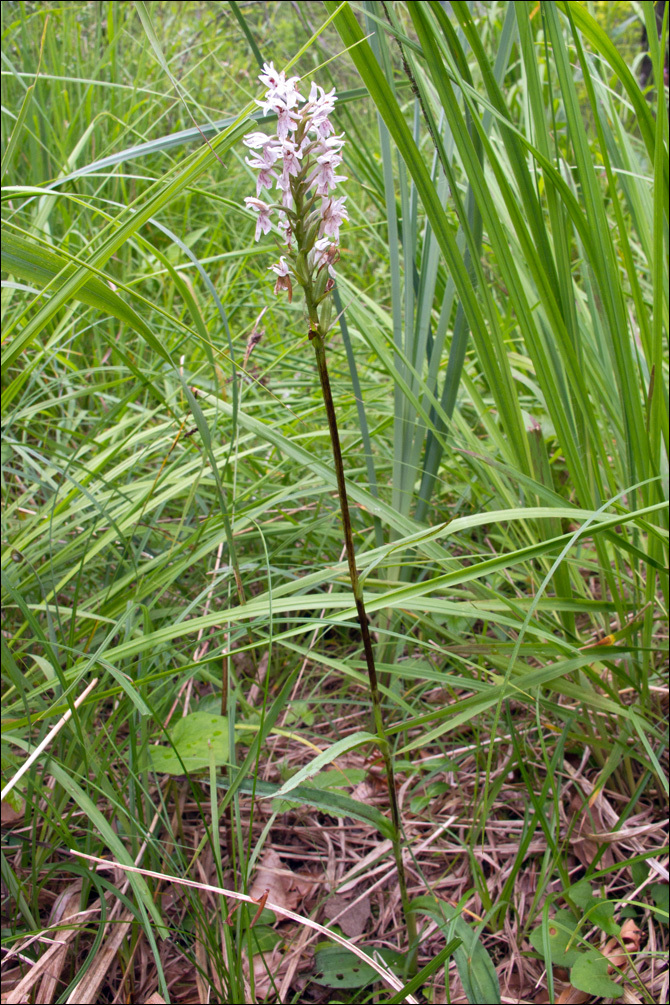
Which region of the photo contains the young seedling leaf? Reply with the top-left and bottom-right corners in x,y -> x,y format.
571,949 -> 623,998
529,909 -> 582,969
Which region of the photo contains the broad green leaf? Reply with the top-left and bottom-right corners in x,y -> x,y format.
149,712 -> 230,774
313,943 -> 404,989
451,918 -> 501,1005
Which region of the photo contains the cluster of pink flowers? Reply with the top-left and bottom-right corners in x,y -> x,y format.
243,62 -> 348,302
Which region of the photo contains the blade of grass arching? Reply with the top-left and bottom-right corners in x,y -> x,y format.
8,446 -> 658,682
1,114 -> 252,369
388,661 -> 654,759
324,0 -> 530,469
30,500 -> 663,690
1,229 -> 164,362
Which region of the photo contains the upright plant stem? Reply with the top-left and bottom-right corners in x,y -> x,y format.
306,300 -> 418,967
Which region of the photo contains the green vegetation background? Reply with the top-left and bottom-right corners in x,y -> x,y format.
1,2 -> 667,1003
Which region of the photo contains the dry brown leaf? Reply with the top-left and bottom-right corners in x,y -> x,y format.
145,995 -> 168,1005
5,885 -> 96,1005
6,940 -> 72,1005
249,849 -> 301,913
1,799 -> 24,827
603,917 -> 642,971
323,893 -> 371,937
556,986 -> 590,1003
568,792 -> 614,868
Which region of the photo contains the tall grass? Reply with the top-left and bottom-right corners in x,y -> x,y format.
2,2 -> 667,1003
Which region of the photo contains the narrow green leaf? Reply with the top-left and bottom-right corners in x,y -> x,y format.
218,776 -> 395,840
272,731 -> 377,797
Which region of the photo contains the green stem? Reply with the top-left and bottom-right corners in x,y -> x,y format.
306,301 -> 418,969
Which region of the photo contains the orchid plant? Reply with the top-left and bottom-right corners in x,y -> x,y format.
243,63 -> 418,969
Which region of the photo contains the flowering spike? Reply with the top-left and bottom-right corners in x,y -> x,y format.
243,66 -> 347,300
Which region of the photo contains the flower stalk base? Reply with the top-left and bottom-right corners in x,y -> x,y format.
308,317 -> 418,972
